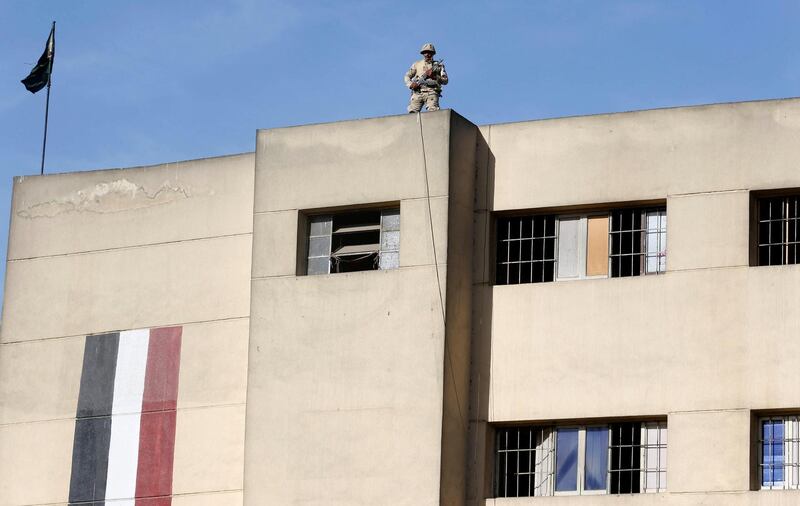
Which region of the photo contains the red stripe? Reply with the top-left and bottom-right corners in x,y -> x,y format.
135,411 -> 177,501
141,326 -> 182,413
135,326 -> 182,500
136,498 -> 172,506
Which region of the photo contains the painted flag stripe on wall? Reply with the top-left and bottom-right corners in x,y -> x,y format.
136,326 -> 181,500
106,329 -> 149,502
68,327 -> 182,505
69,332 -> 119,503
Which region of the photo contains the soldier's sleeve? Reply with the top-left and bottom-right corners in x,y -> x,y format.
438,64 -> 448,86
404,65 -> 416,88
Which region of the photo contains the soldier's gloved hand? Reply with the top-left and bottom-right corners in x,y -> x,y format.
410,82 -> 420,90
425,68 -> 434,77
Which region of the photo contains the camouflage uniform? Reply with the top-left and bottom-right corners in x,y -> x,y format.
405,50 -> 448,113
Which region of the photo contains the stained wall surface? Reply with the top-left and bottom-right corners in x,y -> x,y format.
470,98 -> 800,505
245,110 -> 477,506
0,154 -> 254,506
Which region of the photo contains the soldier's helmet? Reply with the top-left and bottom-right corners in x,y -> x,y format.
420,43 -> 436,55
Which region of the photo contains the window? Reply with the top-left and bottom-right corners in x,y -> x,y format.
306,208 -> 400,275
756,195 -> 799,266
495,205 -> 666,285
759,416 -> 800,490
610,208 -> 667,277
495,216 -> 556,285
494,421 -> 667,497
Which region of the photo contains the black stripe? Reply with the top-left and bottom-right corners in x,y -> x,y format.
68,332 -> 119,504
68,417 -> 112,504
76,333 -> 119,418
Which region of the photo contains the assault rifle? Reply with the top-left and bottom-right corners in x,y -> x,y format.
411,60 -> 445,89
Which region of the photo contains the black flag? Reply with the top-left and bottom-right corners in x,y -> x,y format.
21,25 -> 55,94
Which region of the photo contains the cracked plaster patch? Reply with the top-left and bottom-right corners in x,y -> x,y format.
16,178 -> 197,218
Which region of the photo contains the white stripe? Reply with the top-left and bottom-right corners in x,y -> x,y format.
106,329 -> 149,501
106,499 -> 136,506
111,329 -> 150,415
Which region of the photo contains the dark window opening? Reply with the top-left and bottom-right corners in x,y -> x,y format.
757,195 -> 799,266
307,208 -> 399,275
610,207 -> 666,277
495,426 -> 554,497
610,423 -> 642,494
495,215 -> 557,285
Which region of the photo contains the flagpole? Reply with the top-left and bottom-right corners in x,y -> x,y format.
40,76 -> 52,176
40,21 -> 55,176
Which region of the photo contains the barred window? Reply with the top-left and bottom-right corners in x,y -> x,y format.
494,421 -> 667,497
495,206 -> 666,285
494,426 -> 555,497
495,215 -> 556,285
760,416 -> 800,490
757,195 -> 799,266
306,208 -> 399,275
610,207 -> 667,277
609,422 -> 667,493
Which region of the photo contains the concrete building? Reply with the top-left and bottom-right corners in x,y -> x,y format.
1,98 -> 799,506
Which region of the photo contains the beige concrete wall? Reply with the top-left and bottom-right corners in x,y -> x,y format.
476,99 -> 800,502
489,266 -> 800,421
669,410 -> 751,493
668,190 -> 751,271
485,98 -> 800,212
245,111 -> 477,506
0,154 -> 254,505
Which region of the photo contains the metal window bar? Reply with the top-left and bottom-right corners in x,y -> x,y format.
609,207 -> 667,277
496,216 -> 557,285
599,421 -> 668,495
495,426 -> 555,497
640,422 -> 667,493
644,209 -> 667,274
760,416 -> 800,490
758,196 -> 800,266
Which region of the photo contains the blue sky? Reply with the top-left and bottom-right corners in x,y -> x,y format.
2,0 -> 800,304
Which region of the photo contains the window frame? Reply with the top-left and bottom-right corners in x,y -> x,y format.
555,213 -> 611,282
552,425 -> 610,496
757,415 -> 800,491
302,205 -> 400,276
608,206 -> 667,278
751,190 -> 800,267
495,213 -> 558,285
494,202 -> 667,286
493,420 -> 667,498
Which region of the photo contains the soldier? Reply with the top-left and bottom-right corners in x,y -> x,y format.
404,43 -> 448,113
